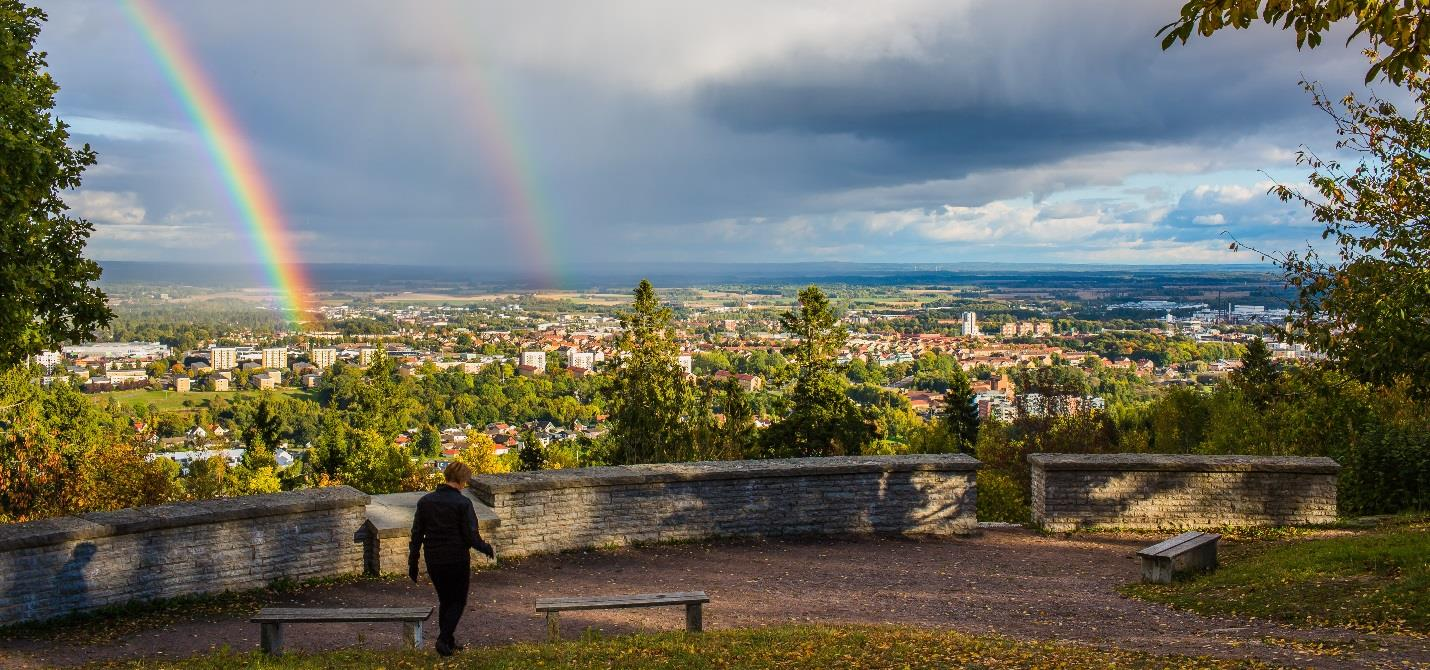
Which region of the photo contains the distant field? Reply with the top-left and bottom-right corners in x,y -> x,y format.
90,387 -> 313,412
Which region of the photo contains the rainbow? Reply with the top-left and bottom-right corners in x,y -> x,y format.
433,2 -> 565,288
121,0 -> 315,324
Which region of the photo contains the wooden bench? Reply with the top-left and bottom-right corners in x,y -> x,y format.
1137,531 -> 1220,584
535,591 -> 709,642
251,607 -> 433,655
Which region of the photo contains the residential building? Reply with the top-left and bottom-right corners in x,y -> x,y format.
209,377 -> 230,392
107,368 -> 149,383
209,347 -> 237,371
172,377 -> 191,393
261,347 -> 288,370
521,350 -> 547,370
567,350 -> 596,370
310,347 -> 337,369
678,354 -> 693,375
358,347 -> 377,366
250,374 -> 275,390
33,351 -> 61,373
961,312 -> 979,338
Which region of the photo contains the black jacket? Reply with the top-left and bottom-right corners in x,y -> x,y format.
409,485 -> 495,569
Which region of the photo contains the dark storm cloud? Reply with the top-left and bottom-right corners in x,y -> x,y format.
692,1 -> 1364,187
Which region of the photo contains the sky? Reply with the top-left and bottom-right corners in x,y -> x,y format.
36,0 -> 1380,269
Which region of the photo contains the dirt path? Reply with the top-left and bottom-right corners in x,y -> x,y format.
0,528 -> 1424,668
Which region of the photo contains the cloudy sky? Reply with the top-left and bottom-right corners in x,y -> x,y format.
36,0 -> 1375,268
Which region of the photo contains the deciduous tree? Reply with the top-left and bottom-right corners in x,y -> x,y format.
0,2 -> 112,366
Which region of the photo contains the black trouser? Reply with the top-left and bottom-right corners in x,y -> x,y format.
426,560 -> 470,646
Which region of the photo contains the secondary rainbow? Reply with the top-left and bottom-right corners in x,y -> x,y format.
121,0 -> 314,323
434,3 -> 565,288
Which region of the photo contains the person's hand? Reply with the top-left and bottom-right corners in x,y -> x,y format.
408,564 -> 419,583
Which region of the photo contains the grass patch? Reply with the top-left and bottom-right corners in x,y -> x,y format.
0,574 -> 386,646
1124,518 -> 1429,637
79,625 -> 1286,669
91,388 -> 313,412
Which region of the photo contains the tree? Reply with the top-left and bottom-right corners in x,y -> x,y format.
1159,0 -> 1430,84
517,432 -> 547,471
0,2 -> 112,366
604,280 -> 697,464
456,431 -> 509,475
416,424 -> 442,458
761,285 -> 874,457
1234,337 -> 1280,407
941,367 -> 980,452
1257,78 -> 1430,397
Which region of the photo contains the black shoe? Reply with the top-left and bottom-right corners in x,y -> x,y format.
435,640 -> 454,657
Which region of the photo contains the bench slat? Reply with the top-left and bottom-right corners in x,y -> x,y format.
252,607 -> 433,623
1137,531 -> 1217,559
536,591 -> 709,612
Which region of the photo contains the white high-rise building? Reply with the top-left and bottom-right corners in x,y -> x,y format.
521,351 -> 547,370
678,354 -> 693,375
209,347 -> 237,371
961,312 -> 979,338
310,347 -> 337,369
261,347 -> 288,370
33,351 -> 61,373
358,347 -> 377,366
567,350 -> 595,370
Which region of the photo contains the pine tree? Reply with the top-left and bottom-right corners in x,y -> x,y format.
941,367 -> 980,453
605,280 -> 697,464
762,285 -> 873,457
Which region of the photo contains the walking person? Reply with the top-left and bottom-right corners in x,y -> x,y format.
409,461 -> 496,656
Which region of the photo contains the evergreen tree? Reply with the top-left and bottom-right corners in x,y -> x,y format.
941,366 -> 980,453
605,280 -> 697,464
762,285 -> 874,457
1234,337 -> 1279,409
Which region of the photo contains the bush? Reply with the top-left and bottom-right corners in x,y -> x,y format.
976,471 -> 1030,524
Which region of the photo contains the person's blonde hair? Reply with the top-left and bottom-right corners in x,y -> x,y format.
444,461 -> 473,485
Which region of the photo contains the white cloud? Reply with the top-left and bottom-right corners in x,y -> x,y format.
1192,213 -> 1227,226
67,190 -> 146,225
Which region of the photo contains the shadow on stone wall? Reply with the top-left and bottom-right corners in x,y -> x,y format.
55,542 -> 96,615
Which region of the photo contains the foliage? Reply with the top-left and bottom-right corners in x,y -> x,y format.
0,1 -> 112,367
761,286 -> 875,457
455,432 -> 509,475
604,280 -> 699,464
1260,77 -> 1430,397
1126,518 -> 1430,636
75,624 -> 1286,669
1159,0 -> 1430,84
941,366 -> 979,452
0,368 -> 185,522
976,470 -> 1032,524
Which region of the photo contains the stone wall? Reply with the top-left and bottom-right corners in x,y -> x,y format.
1029,454 -> 1339,531
469,455 -> 980,558
0,486 -> 368,625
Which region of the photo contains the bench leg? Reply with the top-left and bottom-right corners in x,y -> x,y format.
546,611 -> 560,642
403,621 -> 423,649
260,623 -> 284,656
686,603 -> 703,633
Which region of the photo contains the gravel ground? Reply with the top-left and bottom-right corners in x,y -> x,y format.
0,528 -> 1424,668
